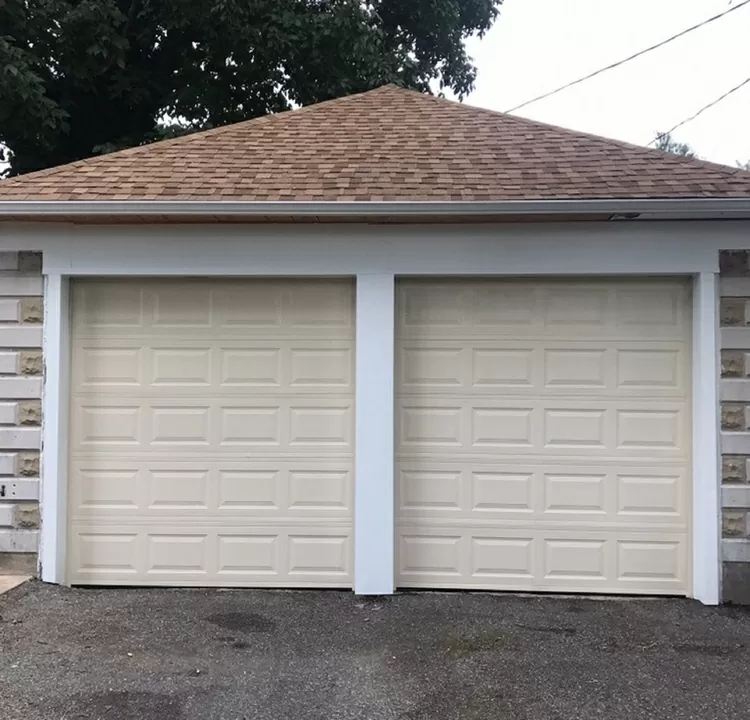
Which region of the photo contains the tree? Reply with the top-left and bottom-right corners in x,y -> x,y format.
738,160 -> 750,171
653,131 -> 699,158
0,0 -> 502,177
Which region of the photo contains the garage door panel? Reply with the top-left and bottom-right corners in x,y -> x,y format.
398,399 -> 688,458
74,402 -> 144,448
74,284 -> 145,329
74,346 -> 145,388
399,280 -> 688,341
396,278 -> 691,595
398,461 -> 687,526
73,279 -> 354,339
69,279 -> 354,587
398,526 -> 687,594
69,525 -> 353,587
614,286 -> 687,333
70,461 -> 353,519
71,398 -> 354,456
74,340 -> 354,396
398,340 -> 687,398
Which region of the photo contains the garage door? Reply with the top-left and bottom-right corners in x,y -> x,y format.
68,279 -> 355,587
396,278 -> 691,595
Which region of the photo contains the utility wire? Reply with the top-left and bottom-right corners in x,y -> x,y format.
506,0 -> 750,113
650,75 -> 750,146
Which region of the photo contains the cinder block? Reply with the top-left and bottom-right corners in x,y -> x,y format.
19,298 -> 42,323
723,328 -> 750,350
0,300 -> 20,322
722,432 -> 750,454
0,454 -> 17,475
0,326 -> 42,348
723,563 -> 750,604
0,277 -> 43,297
0,377 -> 41,399
0,529 -> 38,553
0,504 -> 14,527
14,503 -> 38,529
18,400 -> 40,425
723,456 -> 748,483
723,538 -> 750,562
722,380 -> 750,402
721,298 -> 748,326
17,252 -> 41,273
17,453 -> 39,476
19,351 -> 41,376
0,352 -> 20,374
0,478 -> 39,500
0,403 -> 18,425
723,510 -> 749,537
723,485 -> 750,508
0,253 -> 19,271
722,277 -> 750,297
0,428 -> 40,450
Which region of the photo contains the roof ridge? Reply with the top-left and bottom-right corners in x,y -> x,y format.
0,85 -> 397,185
387,85 -> 750,179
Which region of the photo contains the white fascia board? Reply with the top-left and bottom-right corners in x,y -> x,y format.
1,198 -> 750,219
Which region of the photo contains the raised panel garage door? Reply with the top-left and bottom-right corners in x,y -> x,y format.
68,279 -> 355,587
396,279 -> 691,595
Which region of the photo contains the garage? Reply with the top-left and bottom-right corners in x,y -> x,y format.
67,278 -> 355,587
396,278 -> 691,595
4,84 -> 741,602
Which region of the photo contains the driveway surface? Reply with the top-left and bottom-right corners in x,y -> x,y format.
1,582 -> 750,719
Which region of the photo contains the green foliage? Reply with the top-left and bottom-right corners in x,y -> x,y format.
0,0 -> 502,176
653,131 -> 699,158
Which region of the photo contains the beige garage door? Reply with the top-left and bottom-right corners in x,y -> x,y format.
68,279 -> 355,587
396,278 -> 691,595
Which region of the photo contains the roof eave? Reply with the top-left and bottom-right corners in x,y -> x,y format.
1,198 -> 750,220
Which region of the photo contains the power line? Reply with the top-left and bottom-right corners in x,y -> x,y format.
650,75 -> 750,146
506,0 -> 750,113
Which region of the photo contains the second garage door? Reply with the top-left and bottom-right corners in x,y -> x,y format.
396,278 -> 691,595
68,278 -> 354,587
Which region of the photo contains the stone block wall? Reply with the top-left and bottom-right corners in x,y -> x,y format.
0,252 -> 42,574
720,250 -> 750,603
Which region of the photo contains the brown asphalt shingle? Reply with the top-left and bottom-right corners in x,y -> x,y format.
2,84 -> 750,202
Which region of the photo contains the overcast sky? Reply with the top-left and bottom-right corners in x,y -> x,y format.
463,0 -> 750,167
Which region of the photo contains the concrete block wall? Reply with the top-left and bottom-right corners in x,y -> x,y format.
0,252 -> 42,573
720,250 -> 750,603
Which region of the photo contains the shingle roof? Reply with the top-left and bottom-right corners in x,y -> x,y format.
2,84 -> 750,202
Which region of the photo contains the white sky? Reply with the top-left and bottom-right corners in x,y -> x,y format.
463,0 -> 750,167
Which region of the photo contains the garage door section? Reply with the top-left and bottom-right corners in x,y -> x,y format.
68,279 -> 354,587
396,279 -> 691,595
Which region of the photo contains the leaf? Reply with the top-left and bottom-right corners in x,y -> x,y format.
0,0 -> 503,175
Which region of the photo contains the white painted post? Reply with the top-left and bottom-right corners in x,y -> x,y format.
354,274 -> 395,594
40,274 -> 70,584
692,271 -> 721,605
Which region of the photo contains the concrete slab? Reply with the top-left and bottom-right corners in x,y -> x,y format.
0,574 -> 29,595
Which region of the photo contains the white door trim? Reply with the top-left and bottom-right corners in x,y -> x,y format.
33,232 -> 722,602
354,274 -> 395,594
691,272 -> 721,604
39,273 -> 71,584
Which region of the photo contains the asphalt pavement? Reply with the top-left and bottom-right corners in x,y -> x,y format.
1,581 -> 749,719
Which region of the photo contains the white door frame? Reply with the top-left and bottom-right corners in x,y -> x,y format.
31,222 -> 723,603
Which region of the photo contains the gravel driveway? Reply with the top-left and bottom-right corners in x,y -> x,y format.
1,581 -> 750,719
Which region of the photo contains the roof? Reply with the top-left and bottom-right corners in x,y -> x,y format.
2,84 -> 750,203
